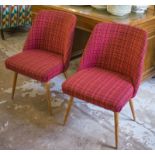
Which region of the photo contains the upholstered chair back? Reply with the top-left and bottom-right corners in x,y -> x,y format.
23,10 -> 76,69
79,23 -> 147,96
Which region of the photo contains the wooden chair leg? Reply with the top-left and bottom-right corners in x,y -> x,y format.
1,30 -> 5,40
114,112 -> 119,149
12,72 -> 18,99
45,82 -> 52,114
63,96 -> 74,125
129,99 -> 136,121
63,72 -> 67,79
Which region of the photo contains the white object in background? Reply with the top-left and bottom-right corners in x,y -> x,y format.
132,5 -> 148,14
107,5 -> 132,16
91,5 -> 107,10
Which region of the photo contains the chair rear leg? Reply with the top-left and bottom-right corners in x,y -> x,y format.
114,112 -> 119,149
63,72 -> 67,79
64,96 -> 74,125
1,30 -> 5,40
129,99 -> 136,121
45,82 -> 52,114
12,72 -> 18,99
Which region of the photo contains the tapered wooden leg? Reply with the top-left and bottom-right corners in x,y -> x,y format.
114,112 -> 119,149
1,30 -> 5,40
12,72 -> 18,99
63,72 -> 67,79
129,99 -> 136,121
45,82 -> 52,114
63,96 -> 74,125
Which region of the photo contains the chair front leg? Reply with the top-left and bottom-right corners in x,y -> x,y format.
12,72 -> 18,99
45,82 -> 52,114
114,112 -> 119,149
63,96 -> 74,125
129,99 -> 136,121
1,29 -> 5,40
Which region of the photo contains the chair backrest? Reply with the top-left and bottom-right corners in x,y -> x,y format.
79,23 -> 147,96
23,10 -> 76,69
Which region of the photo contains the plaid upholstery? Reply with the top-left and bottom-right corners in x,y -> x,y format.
5,10 -> 76,82
62,68 -> 133,112
62,23 -> 147,112
24,10 -> 76,70
79,23 -> 147,96
5,49 -> 64,82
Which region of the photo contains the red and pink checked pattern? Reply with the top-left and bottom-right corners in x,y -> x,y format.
79,23 -> 147,96
5,10 -> 76,82
24,10 -> 76,70
62,68 -> 134,112
63,23 -> 147,112
5,49 -> 64,82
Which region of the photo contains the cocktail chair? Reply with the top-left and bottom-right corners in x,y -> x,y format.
5,10 -> 76,114
62,23 -> 147,148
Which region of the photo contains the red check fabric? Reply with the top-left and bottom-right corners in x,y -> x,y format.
62,23 -> 147,112
5,10 -> 76,82
62,68 -> 134,112
79,23 -> 147,96
5,49 -> 64,82
24,10 -> 76,70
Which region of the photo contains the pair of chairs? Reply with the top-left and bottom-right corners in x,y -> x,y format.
5,10 -> 147,148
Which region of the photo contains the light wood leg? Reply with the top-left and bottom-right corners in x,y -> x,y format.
114,112 -> 119,149
45,82 -> 52,114
63,72 -> 67,79
63,96 -> 74,125
12,72 -> 18,99
129,99 -> 136,121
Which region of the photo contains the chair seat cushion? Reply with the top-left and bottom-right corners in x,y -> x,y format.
62,67 -> 134,112
5,49 -> 64,82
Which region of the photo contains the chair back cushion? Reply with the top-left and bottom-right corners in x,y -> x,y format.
79,23 -> 147,96
23,10 -> 76,69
